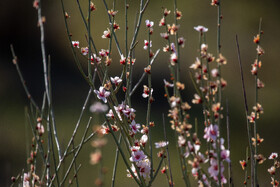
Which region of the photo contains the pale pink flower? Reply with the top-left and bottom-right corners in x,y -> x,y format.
110,76 -> 122,86
94,86 -> 110,103
23,173 -> 30,187
120,54 -> 126,65
123,106 -> 136,120
81,47 -> 89,55
178,37 -> 185,47
155,141 -> 169,148
143,40 -> 152,50
136,159 -> 151,178
163,79 -> 174,87
170,53 -> 178,65
106,109 -> 114,119
102,28 -> 111,38
140,135 -> 148,146
269,152 -> 278,160
204,124 -> 219,142
145,20 -> 154,28
72,41 -> 80,48
130,149 -> 146,162
211,68 -> 219,77
142,85 -> 153,98
190,57 -> 202,70
208,159 -> 219,178
221,150 -> 230,163
194,25 -> 208,33
160,33 -> 169,40
90,101 -> 108,113
36,123 -> 44,136
178,135 -> 186,147
192,93 -> 202,104
99,49 -> 109,57
130,120 -> 141,134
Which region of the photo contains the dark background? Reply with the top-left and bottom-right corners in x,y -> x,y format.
1,0 -> 280,186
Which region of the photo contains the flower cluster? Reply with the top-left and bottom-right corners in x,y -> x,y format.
267,153 -> 280,186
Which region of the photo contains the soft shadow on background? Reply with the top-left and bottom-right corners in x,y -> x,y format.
1,0 -> 280,186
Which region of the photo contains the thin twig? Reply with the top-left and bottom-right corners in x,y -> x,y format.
129,49 -> 160,97
111,134 -> 122,187
162,113 -> 173,187
10,45 -> 40,112
37,0 -> 62,160
235,34 -> 255,186
59,117 -> 92,186
226,99 -> 234,187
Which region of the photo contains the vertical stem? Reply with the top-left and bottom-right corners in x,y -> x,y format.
146,29 -> 153,180
162,114 -> 173,186
87,0 -> 92,80
235,35 -> 255,187
253,18 -> 262,187
226,99 -> 234,187
38,0 -> 61,160
111,134 -> 122,187
216,1 -> 222,186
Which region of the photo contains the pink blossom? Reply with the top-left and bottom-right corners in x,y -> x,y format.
204,124 -> 219,142
99,49 -> 109,57
140,135 -> 148,146
194,25 -> 208,33
163,79 -> 174,87
221,149 -> 230,163
90,102 -> 108,113
155,141 -> 169,148
110,76 -> 122,86
144,40 -> 152,50
178,135 -> 186,147
137,159 -> 151,178
142,86 -> 153,98
72,41 -> 80,48
130,120 -> 141,134
94,86 -> 110,103
102,28 -> 111,38
81,47 -> 88,55
269,152 -> 278,160
145,20 -> 154,28
130,149 -> 146,162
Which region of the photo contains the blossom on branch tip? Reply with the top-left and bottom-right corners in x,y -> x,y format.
130,120 -> 141,134
145,20 -> 154,28
72,41 -> 80,48
108,10 -> 118,17
90,1 -> 96,11
203,124 -> 219,142
102,28 -> 111,39
144,40 -> 152,50
142,85 -> 153,98
269,153 -> 278,160
94,87 -> 110,103
194,25 -> 208,33
163,79 -> 174,87
81,47 -> 88,55
110,76 -> 122,86
155,141 -> 169,148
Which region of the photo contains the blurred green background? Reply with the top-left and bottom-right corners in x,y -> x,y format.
1,0 -> 280,186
